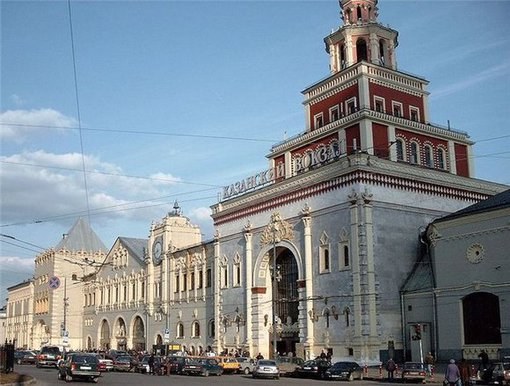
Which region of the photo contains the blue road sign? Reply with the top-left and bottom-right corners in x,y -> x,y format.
49,276 -> 61,289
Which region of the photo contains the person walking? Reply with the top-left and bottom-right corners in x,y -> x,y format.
148,353 -> 155,375
445,359 -> 461,386
425,352 -> 435,377
386,358 -> 396,381
459,358 -> 471,386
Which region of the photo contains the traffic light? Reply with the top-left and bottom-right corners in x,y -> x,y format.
414,324 -> 422,340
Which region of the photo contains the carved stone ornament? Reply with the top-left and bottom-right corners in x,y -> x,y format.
260,212 -> 294,246
466,243 -> 485,264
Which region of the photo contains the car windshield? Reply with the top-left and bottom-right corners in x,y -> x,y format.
42,347 -> 61,354
405,363 -> 423,369
258,360 -> 276,366
334,362 -> 355,369
72,355 -> 98,364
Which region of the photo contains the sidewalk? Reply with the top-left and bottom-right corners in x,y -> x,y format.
363,364 -> 444,384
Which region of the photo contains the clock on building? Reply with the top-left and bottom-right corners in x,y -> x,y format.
152,237 -> 163,265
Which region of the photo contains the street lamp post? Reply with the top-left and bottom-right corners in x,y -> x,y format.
270,224 -> 282,359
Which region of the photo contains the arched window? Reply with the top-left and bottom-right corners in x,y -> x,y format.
340,44 -> 346,69
463,292 -> 501,344
177,322 -> 184,338
438,148 -> 446,169
192,321 -> 200,338
356,5 -> 362,20
379,40 -> 385,65
356,39 -> 368,62
410,142 -> 419,164
396,139 -> 405,161
424,145 -> 434,167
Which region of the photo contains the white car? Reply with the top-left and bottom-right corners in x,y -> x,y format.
236,357 -> 256,374
252,359 -> 280,379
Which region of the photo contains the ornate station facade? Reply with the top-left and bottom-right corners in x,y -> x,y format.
5,0 -> 507,363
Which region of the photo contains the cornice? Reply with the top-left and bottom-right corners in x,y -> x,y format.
213,153 -> 506,225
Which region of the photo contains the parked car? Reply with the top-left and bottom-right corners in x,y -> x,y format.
252,359 -> 280,379
214,356 -> 241,374
182,358 -> 223,376
166,355 -> 187,374
276,356 -> 304,375
112,355 -> 134,372
295,358 -> 331,379
236,357 -> 256,374
15,350 -> 37,365
401,362 -> 427,383
93,353 -> 113,372
491,362 -> 510,385
57,352 -> 100,383
324,361 -> 363,381
473,362 -> 510,385
36,346 -> 63,368
135,355 -> 165,374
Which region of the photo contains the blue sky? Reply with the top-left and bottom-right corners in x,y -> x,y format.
1,0 -> 509,303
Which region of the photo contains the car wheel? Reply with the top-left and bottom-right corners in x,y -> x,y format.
203,370 -> 209,377
91,377 -> 98,383
349,373 -> 354,381
65,373 -> 72,383
275,375 -> 280,379
244,367 -> 250,375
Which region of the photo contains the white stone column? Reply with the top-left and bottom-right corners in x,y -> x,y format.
302,210 -> 314,350
244,224 -> 253,354
349,191 -> 362,340
213,232 -> 222,354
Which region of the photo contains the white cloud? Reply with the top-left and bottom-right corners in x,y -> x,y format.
0,256 -> 34,303
0,150 -> 186,226
0,108 -> 77,141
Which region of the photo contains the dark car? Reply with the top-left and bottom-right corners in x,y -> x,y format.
36,346 -> 63,368
15,350 -> 37,365
474,362 -> 510,385
182,358 -> 223,377
325,361 -> 363,381
112,355 -> 134,372
57,352 -> 100,383
136,355 -> 165,375
166,355 -> 187,374
276,356 -> 304,376
401,362 -> 427,383
295,358 -> 331,379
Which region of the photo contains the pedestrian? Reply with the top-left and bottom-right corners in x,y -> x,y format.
386,358 -> 396,381
256,352 -> 264,360
425,352 -> 435,377
459,358 -> 471,386
148,353 -> 155,375
478,350 -> 489,370
445,359 -> 460,386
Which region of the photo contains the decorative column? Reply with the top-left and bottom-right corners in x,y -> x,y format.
244,221 -> 253,355
213,230 -> 222,355
301,204 -> 314,353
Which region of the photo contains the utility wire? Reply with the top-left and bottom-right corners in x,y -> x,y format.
67,0 -> 91,225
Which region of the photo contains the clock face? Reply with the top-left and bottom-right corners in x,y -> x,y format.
153,239 -> 163,265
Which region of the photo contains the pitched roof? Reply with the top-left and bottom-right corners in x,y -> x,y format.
54,218 -> 107,252
434,188 -> 510,223
118,237 -> 147,263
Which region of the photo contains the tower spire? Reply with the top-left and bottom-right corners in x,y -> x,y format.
326,0 -> 397,73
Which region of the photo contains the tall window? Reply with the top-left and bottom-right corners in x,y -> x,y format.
396,139 -> 405,161
374,97 -> 385,113
347,98 -> 357,114
177,322 -> 184,338
329,105 -> 340,122
392,102 -> 403,118
438,148 -> 446,169
424,145 -> 433,167
319,232 -> 330,273
410,142 -> 419,164
206,269 -> 212,288
339,243 -> 350,269
192,321 -> 200,338
198,270 -> 203,289
314,113 -> 324,129
190,272 -> 195,290
175,274 -> 180,293
463,292 -> 501,344
410,107 -> 420,122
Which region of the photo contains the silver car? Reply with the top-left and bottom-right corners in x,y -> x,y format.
252,359 -> 280,379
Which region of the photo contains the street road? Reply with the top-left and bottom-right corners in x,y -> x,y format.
13,365 -> 388,386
